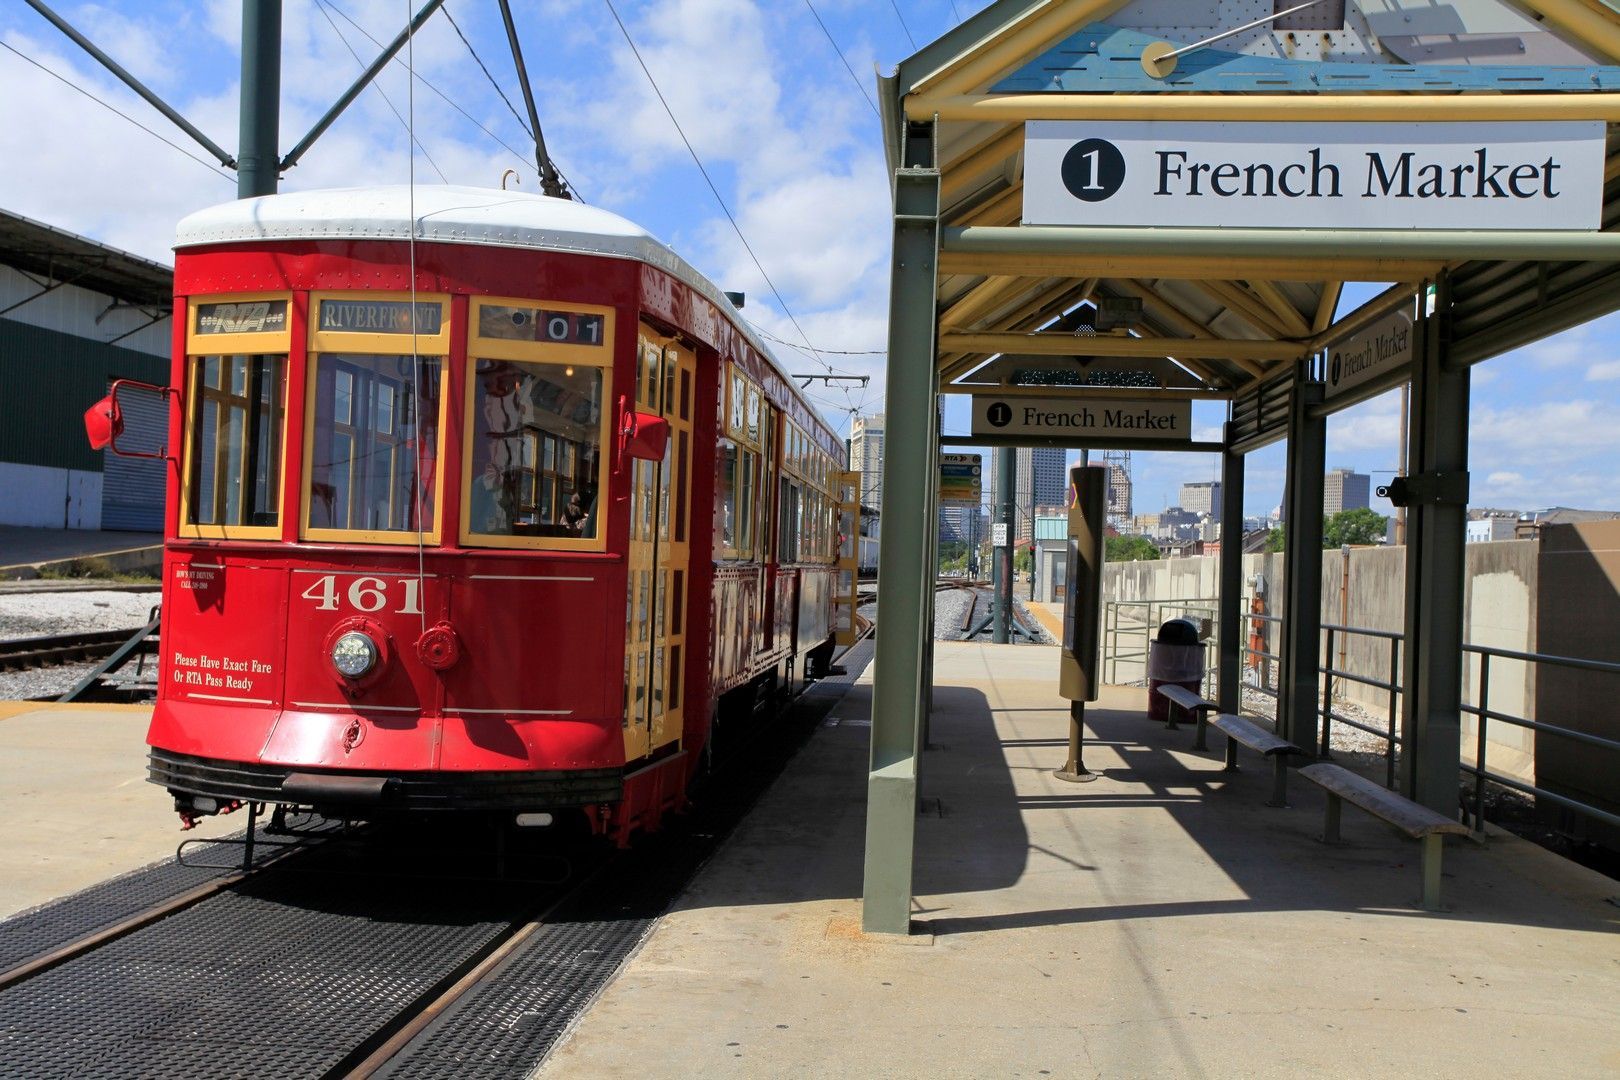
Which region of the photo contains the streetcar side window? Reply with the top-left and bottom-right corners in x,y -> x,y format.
180,295 -> 293,540
304,293 -> 451,544
461,298 -> 615,551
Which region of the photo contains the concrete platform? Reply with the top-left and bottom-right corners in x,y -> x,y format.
0,702 -> 238,919
540,643 -> 1620,1079
0,525 -> 160,580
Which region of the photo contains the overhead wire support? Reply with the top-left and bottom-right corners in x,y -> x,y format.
793,374 -> 870,389
22,0 -> 236,169
495,0 -> 568,199
281,0 -> 447,172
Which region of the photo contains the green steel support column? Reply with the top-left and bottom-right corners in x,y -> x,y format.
1401,278 -> 1468,813
1217,438 -> 1246,713
1278,372 -> 1326,753
862,153 -> 939,936
993,447 -> 1014,643
238,0 -> 282,198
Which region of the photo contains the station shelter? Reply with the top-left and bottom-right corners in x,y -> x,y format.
865,0 -> 1620,934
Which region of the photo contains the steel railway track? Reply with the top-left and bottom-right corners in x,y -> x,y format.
0,627 -> 150,672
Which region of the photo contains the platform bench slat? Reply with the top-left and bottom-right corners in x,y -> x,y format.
1299,762 -> 1469,912
1209,714 -> 1302,807
1155,685 -> 1219,743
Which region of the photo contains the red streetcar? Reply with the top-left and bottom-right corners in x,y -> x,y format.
88,186 -> 859,843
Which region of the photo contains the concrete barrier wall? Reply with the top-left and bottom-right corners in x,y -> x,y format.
1102,541 -> 1538,779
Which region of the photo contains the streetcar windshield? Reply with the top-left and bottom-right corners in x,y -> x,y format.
306,354 -> 442,536
466,359 -> 603,540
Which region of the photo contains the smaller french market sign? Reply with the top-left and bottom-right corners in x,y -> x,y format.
972,395 -> 1191,441
1024,120 -> 1606,230
1325,309 -> 1414,401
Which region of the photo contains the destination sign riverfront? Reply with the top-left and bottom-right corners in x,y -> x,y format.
1024,120 -> 1605,231
972,395 -> 1191,442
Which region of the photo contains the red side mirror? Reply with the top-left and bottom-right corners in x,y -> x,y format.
84,394 -> 124,450
623,410 -> 670,462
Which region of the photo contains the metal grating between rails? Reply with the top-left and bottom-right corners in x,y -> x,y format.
0,863 -> 542,1078
0,827 -> 287,973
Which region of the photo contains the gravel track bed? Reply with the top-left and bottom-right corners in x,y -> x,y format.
0,591 -> 157,641
0,661 -> 101,702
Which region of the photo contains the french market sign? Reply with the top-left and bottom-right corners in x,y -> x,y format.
972,396 -> 1190,441
1024,120 -> 1605,231
1326,309 -> 1414,401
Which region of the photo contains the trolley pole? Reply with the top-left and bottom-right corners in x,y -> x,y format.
238,0 -> 282,198
992,447 -> 1014,643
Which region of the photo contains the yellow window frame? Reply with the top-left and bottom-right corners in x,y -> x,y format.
177,291 -> 293,541
460,296 -> 616,553
301,291 -> 451,545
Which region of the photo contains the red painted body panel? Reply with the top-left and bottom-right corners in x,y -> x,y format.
152,227 -> 842,840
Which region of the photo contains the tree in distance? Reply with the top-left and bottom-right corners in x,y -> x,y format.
1266,526 -> 1286,553
1106,535 -> 1161,562
1324,507 -> 1389,548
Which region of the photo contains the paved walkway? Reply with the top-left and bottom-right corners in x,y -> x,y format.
0,526 -> 160,579
540,643 -> 1620,1079
0,703 -> 238,919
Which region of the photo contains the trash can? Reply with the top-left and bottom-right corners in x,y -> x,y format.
1147,618 -> 1205,723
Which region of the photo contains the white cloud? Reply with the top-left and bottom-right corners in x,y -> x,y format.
1587,360 -> 1620,381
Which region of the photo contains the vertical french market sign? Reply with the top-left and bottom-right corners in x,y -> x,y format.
1024,121 -> 1605,230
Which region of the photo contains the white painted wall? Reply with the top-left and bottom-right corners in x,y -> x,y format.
0,264 -> 169,357
0,462 -> 102,530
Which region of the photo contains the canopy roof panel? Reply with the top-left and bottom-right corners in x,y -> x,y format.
886,0 -> 1620,401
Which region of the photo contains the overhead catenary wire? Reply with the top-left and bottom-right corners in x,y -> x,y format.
746,320 -> 885,357
601,0 -> 850,384
322,0 -> 585,199
802,1 -> 881,121
314,0 -> 449,183
887,0 -> 919,51
0,41 -> 233,184
442,2 -> 531,138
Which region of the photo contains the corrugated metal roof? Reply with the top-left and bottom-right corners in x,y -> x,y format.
1034,514 -> 1067,541
0,209 -> 172,307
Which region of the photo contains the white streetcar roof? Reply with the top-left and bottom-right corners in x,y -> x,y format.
174,185 -> 806,409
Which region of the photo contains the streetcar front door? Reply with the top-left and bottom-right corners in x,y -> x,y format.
623,328 -> 694,763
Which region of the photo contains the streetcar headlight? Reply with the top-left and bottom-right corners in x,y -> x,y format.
331,631 -> 379,679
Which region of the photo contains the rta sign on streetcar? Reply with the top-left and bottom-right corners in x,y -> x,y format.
1024,120 -> 1606,231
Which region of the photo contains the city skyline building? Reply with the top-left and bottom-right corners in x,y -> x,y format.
850,413 -> 884,511
1324,467 -> 1371,515
1180,481 -> 1221,516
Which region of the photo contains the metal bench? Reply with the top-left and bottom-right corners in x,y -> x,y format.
1300,763 -> 1470,912
1155,684 -> 1220,748
1210,714 -> 1302,807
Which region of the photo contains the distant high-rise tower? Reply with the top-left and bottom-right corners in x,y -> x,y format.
1102,450 -> 1133,528
1180,481 -> 1222,516
850,413 -> 884,511
1032,448 -> 1067,508
1324,468 -> 1370,515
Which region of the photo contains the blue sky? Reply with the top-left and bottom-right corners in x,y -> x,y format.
3,0 -> 1618,521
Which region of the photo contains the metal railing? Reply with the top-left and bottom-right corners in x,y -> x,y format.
1102,598 -> 1220,698
1105,599 -> 1620,839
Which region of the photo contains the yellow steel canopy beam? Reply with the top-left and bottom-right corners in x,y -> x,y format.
939,275 -> 1039,329
1513,0 -> 1620,65
939,250 -> 1447,282
938,383 -> 1232,400
940,127 -> 1023,205
1248,279 -> 1314,339
906,92 -> 1620,123
951,183 -> 1023,227
1313,283 -> 1344,336
938,331 -> 1304,362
